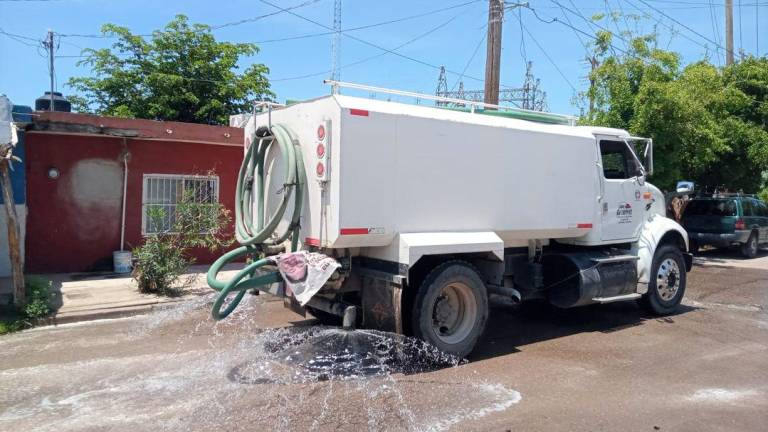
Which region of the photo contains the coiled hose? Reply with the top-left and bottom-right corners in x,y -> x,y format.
207,124 -> 305,320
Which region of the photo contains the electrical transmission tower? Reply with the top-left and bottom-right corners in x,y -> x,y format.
330,0 -> 342,82
436,61 -> 546,111
435,66 -> 449,106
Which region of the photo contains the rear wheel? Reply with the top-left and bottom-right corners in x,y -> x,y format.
741,232 -> 759,258
639,244 -> 686,315
411,261 -> 488,358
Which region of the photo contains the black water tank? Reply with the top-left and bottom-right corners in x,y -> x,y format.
35,92 -> 71,112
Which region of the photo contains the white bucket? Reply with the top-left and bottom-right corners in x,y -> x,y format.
113,251 -> 133,274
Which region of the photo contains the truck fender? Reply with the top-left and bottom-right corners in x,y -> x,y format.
634,214 -> 690,288
365,231 -> 504,273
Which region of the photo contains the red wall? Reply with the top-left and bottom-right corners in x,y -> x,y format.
25,133 -> 242,273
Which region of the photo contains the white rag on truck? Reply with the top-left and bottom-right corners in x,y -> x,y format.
272,251 -> 340,305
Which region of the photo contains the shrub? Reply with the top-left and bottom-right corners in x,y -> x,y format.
132,181 -> 231,296
759,188 -> 768,203
23,277 -> 53,318
0,277 -> 54,335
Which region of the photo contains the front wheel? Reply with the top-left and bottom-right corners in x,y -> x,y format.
411,261 -> 488,358
639,244 -> 686,315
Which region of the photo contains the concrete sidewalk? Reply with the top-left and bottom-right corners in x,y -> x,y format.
37,263 -> 244,324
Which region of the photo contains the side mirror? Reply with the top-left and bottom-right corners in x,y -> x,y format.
676,181 -> 695,194
643,138 -> 653,176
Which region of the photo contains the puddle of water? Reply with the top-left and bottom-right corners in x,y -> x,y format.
0,294 -> 522,432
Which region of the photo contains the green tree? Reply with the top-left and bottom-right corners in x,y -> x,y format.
67,15 -> 272,125
584,26 -> 768,193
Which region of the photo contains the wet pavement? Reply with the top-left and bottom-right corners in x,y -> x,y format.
1,250 -> 766,431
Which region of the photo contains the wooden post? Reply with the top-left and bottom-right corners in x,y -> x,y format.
484,0 -> 504,106
0,152 -> 24,307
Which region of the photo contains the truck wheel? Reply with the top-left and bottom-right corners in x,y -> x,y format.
639,244 -> 686,315
411,261 -> 488,358
741,232 -> 759,258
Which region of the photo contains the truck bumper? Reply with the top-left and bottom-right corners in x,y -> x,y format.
688,230 -> 751,248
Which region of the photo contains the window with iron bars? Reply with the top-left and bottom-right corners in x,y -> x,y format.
142,174 -> 220,235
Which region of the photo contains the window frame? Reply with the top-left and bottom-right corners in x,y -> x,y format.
141,173 -> 221,235
599,139 -> 643,180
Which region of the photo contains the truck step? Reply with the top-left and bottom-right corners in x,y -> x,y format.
591,293 -> 642,304
590,255 -> 640,264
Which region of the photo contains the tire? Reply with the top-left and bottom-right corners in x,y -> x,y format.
741,232 -> 759,258
411,261 -> 488,358
639,244 -> 686,315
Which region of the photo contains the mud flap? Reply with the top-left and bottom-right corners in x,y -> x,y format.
361,276 -> 403,334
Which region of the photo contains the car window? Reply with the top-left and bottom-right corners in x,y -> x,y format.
684,199 -> 737,217
600,140 -> 640,180
742,199 -> 754,217
754,200 -> 768,217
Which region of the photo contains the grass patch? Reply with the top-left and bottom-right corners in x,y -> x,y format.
0,277 -> 55,335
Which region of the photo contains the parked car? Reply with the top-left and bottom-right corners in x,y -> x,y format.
681,195 -> 768,258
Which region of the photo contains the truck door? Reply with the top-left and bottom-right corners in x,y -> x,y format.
599,139 -> 645,241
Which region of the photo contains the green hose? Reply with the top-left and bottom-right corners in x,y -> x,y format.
207,124 -> 305,320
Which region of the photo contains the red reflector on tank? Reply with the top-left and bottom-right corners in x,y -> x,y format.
316,143 -> 325,157
576,223 -> 593,229
317,125 -> 325,140
350,108 -> 369,117
340,228 -> 369,235
305,237 -> 320,246
316,162 -> 325,177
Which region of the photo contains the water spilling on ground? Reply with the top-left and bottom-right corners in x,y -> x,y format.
0,294 -> 521,431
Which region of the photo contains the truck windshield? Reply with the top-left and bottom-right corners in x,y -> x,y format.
685,199 -> 737,217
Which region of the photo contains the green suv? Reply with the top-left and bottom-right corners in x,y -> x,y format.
681,195 -> 768,258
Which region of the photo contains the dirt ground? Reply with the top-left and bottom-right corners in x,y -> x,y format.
1,249 -> 766,432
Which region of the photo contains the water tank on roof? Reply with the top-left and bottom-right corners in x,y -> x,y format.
35,91 -> 71,112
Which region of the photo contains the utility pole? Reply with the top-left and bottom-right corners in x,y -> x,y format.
725,0 -> 734,65
43,29 -> 55,110
484,1 -> 529,106
484,0 -> 504,105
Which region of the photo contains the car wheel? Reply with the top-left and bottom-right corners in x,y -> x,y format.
741,232 -> 758,258
411,261 -> 488,358
639,244 -> 686,315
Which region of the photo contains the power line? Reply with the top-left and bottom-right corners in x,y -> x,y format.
451,32 -> 486,91
55,0 -> 324,38
511,10 -> 577,92
274,8 -> 468,82
257,0 -> 511,87
635,0 -> 727,52
254,0 -> 482,44
622,0 -> 718,52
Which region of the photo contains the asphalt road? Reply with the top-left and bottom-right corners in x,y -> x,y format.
1,249 -> 766,431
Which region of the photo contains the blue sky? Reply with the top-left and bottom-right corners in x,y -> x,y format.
0,0 -> 765,116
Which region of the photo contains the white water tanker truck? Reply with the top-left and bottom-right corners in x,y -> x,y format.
208,81 -> 692,357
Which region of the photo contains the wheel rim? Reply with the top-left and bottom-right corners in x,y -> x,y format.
656,258 -> 681,301
750,237 -> 758,254
431,282 -> 477,345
